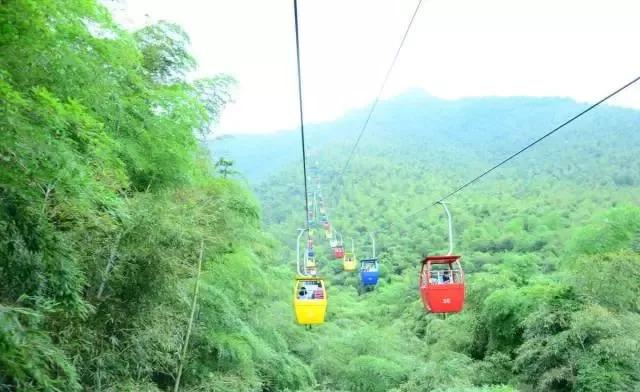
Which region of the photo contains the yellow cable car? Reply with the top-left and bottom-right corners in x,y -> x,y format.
293,277 -> 327,325
343,252 -> 357,271
307,257 -> 316,267
325,230 -> 333,240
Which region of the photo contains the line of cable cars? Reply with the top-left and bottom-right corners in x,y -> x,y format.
294,175 -> 465,326
293,200 -> 466,326
338,236 -> 380,290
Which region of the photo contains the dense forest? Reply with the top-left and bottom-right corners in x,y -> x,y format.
221,91 -> 640,390
2,1 -> 640,391
1,1 -> 312,391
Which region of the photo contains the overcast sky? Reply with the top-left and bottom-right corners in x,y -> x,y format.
107,0 -> 640,135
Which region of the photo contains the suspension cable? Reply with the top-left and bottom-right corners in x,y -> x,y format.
337,0 -> 425,181
375,74 -> 640,234
293,0 -> 310,236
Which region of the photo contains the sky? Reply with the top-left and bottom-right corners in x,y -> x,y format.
105,0 -> 640,135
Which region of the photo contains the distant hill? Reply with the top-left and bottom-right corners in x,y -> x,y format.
210,90 -> 640,186
211,90 -> 640,392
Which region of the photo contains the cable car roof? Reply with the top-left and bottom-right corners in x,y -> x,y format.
422,255 -> 461,264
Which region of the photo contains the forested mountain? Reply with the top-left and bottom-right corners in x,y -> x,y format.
214,90 -> 640,186
2,1 -> 640,391
220,92 -> 640,391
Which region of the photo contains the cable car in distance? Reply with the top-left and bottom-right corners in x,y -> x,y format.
419,202 -> 465,313
332,231 -> 345,259
306,256 -> 316,267
343,252 -> 356,271
343,238 -> 357,271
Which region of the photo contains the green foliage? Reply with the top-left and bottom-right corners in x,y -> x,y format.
3,0 -> 640,390
0,1 -> 310,390
569,251 -> 640,312
570,206 -> 640,255
0,305 -> 80,391
516,304 -> 640,391
134,21 -> 196,83
343,355 -> 408,392
234,82 -> 640,391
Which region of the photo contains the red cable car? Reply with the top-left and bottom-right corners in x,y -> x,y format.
418,202 -> 465,313
419,255 -> 465,313
334,245 -> 345,259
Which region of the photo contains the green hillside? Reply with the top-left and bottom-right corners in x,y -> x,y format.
216,90 -> 640,186
224,92 -> 640,391
2,1 -> 640,391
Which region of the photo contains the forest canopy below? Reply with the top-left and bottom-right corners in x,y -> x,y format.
2,0 -> 640,391
218,82 -> 640,391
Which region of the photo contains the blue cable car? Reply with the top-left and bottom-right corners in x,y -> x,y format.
360,258 -> 379,288
358,233 -> 379,291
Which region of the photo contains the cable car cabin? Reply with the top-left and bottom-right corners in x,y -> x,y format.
359,259 -> 380,287
293,277 -> 327,325
325,230 -> 333,240
343,252 -> 357,271
308,239 -> 314,248
334,245 -> 345,259
322,222 -> 330,230
307,256 -> 316,267
320,207 -> 326,215
419,255 -> 465,313
307,248 -> 315,258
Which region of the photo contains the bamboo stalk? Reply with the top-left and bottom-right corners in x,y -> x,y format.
174,240 -> 205,392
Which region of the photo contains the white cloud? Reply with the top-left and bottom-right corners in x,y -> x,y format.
107,0 -> 640,134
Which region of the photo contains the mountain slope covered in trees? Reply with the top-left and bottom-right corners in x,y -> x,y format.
221,91 -> 640,391
2,1 -> 640,391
